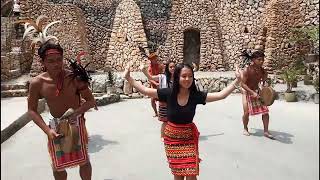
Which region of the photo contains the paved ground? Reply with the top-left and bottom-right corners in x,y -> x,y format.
1,95 -> 319,180
1,97 -> 28,131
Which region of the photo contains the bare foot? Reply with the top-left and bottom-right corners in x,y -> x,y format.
243,130 -> 250,136
264,132 -> 275,139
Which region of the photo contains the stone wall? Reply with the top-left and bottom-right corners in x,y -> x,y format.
6,0 -> 319,75
302,0 -> 319,25
217,0 -> 267,70
1,17 -> 9,53
20,1 -> 92,76
89,72 -> 241,95
264,0 -> 306,73
105,0 -> 148,71
1,17 -> 33,81
89,72 -> 317,102
161,0 -> 225,71
137,0 -> 172,52
45,0 -> 122,71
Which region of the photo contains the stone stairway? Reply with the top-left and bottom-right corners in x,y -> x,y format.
1,83 -> 28,98
1,74 -> 30,98
1,17 -> 25,82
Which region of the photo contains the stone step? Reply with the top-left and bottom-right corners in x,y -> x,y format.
95,94 -> 120,106
1,83 -> 28,91
9,69 -> 22,78
93,92 -> 104,97
1,89 -> 28,98
1,55 -> 8,61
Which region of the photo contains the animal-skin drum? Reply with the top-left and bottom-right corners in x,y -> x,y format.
260,87 -> 277,106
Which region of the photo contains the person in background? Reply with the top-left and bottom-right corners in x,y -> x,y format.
147,52 -> 162,117
141,60 -> 176,139
240,50 -> 274,139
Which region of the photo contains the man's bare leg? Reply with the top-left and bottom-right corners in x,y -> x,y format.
262,113 -> 274,139
79,161 -> 92,180
53,170 -> 67,180
151,98 -> 158,117
242,93 -> 250,136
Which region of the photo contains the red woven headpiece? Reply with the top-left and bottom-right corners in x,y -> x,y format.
45,49 -> 62,57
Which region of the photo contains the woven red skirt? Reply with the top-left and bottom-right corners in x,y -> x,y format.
158,101 -> 168,122
163,121 -> 200,176
47,116 -> 89,171
246,94 -> 269,116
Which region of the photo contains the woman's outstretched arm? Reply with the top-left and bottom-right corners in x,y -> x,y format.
205,65 -> 243,102
124,63 -> 158,99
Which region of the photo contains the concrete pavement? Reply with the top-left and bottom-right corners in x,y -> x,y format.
1,94 -> 319,180
1,97 -> 28,131
1,97 -> 46,143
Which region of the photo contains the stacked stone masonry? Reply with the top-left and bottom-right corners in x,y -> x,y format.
1,0 -> 318,79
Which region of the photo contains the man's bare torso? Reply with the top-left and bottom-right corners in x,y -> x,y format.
35,70 -> 81,118
244,66 -> 266,91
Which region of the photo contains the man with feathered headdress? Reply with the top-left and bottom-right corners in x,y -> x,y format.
240,49 -> 274,139
22,16 -> 95,179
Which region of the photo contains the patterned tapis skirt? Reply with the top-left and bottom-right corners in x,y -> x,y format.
47,115 -> 89,171
246,93 -> 269,116
158,101 -> 168,122
163,121 -> 200,176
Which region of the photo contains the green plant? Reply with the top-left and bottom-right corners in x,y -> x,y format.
266,77 -> 276,88
289,26 -> 319,54
281,67 -> 299,92
292,55 -> 306,75
313,75 -> 319,93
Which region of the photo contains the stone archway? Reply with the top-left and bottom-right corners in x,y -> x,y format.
183,29 -> 200,66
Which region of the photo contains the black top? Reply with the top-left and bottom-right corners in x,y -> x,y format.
157,88 -> 207,124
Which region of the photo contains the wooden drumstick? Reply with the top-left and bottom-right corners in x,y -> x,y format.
59,108 -> 75,121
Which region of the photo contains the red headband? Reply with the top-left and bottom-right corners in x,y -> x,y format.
45,49 -> 62,57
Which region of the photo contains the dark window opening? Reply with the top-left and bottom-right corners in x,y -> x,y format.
183,29 -> 200,67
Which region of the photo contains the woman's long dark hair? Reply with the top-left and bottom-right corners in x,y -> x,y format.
164,61 -> 174,88
172,63 -> 198,97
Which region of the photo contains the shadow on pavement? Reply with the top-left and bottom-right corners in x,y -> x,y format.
199,133 -> 224,141
88,134 -> 119,153
251,128 -> 294,144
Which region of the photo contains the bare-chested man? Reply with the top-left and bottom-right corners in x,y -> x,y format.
240,50 -> 274,139
27,41 -> 96,180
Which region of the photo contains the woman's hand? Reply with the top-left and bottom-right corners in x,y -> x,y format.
234,64 -> 243,83
139,61 -> 148,72
124,62 -> 132,80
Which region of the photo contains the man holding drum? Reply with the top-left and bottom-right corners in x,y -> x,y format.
25,17 -> 95,179
240,50 -> 274,139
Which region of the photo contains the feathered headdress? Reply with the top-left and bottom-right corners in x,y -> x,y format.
16,15 -> 61,53
67,51 -> 93,84
240,49 -> 254,68
240,49 -> 265,68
